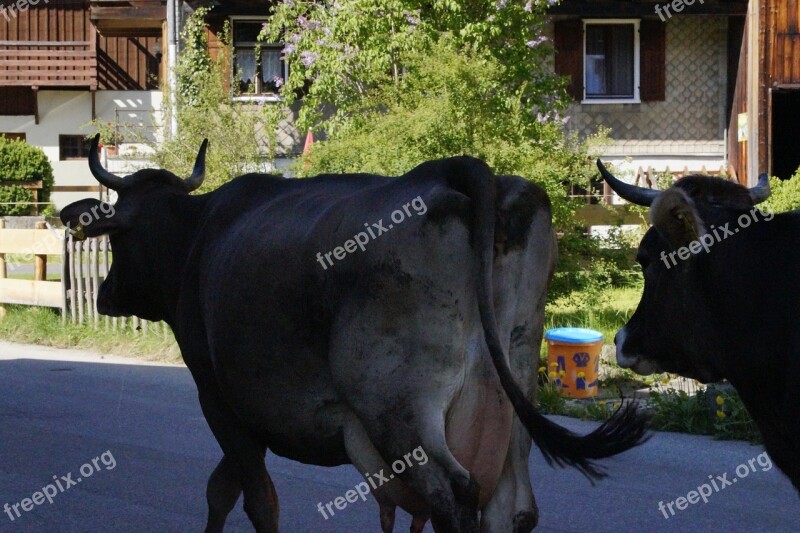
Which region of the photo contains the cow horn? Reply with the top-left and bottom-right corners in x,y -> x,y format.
182,139 -> 208,192
749,173 -> 771,204
88,134 -> 129,190
596,159 -> 660,207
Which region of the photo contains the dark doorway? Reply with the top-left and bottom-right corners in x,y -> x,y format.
771,90 -> 800,180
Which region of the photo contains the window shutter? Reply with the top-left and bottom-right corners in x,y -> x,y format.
554,19 -> 584,101
640,20 -> 666,101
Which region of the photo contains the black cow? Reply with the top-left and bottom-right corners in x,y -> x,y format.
598,160 -> 799,491
60,135 -> 648,532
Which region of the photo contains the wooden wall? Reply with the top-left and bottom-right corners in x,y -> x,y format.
0,0 -> 161,90
727,15 -> 748,185
766,0 -> 800,84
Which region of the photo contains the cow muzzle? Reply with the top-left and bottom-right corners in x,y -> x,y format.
614,327 -> 660,375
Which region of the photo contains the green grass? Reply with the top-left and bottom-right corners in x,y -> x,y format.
0,305 -> 180,363
545,285 -> 642,345
541,284 -> 761,443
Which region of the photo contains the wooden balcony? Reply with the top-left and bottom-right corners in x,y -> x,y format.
90,0 -> 166,37
0,41 -> 97,90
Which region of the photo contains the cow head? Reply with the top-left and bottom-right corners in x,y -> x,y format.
597,161 -> 770,382
60,134 -> 208,321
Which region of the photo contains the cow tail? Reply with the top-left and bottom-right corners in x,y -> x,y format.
447,156 -> 649,482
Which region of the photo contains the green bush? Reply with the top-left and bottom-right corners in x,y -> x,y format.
762,170 -> 800,214
0,136 -> 54,215
143,8 -> 282,192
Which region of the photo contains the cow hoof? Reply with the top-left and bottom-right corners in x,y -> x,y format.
513,509 -> 538,533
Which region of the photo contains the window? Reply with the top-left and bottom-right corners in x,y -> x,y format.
59,135 -> 92,160
0,133 -> 26,142
233,20 -> 286,96
583,20 -> 640,103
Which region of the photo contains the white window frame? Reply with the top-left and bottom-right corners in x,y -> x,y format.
230,15 -> 288,103
582,18 -> 640,105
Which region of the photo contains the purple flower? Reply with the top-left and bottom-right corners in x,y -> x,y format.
273,76 -> 284,88
300,50 -> 318,67
524,0 -> 532,12
496,0 -> 507,8
282,43 -> 295,55
297,15 -> 308,27
526,36 -> 548,48
289,33 -> 301,44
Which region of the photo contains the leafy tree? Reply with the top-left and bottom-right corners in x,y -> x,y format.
0,136 -> 54,216
264,0 -> 563,134
143,7 -> 283,192
264,0 -> 624,294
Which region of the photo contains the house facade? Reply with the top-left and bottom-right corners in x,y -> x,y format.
0,0 -> 166,208
0,0 -> 299,210
546,0 -> 763,192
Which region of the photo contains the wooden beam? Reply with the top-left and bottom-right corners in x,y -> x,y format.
548,1 -> 748,16
0,70 -> 98,77
1,60 -> 96,67
0,181 -> 42,189
0,80 -> 96,87
90,6 -> 165,20
52,186 -> 102,193
0,50 -> 96,58
0,278 -> 62,308
0,229 -> 64,255
0,40 -> 90,46
33,87 -> 39,125
575,204 -> 646,226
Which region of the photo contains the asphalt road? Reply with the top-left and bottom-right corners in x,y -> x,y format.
0,341 -> 797,533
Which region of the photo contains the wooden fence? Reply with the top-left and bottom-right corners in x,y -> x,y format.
64,232 -> 167,335
0,222 -> 165,334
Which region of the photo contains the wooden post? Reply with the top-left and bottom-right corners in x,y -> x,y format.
92,238 -> 100,328
34,221 -> 47,281
76,240 -> 85,324
69,233 -> 77,325
61,228 -> 68,324
0,219 -> 5,320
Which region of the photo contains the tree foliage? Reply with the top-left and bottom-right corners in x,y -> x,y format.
264,0 -> 621,295
264,0 -> 563,134
147,7 -> 283,193
0,136 -> 54,216
762,171 -> 800,214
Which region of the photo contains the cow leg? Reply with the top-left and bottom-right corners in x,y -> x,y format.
375,416 -> 479,532
407,425 -> 480,532
411,515 -> 428,532
205,455 -> 242,533
379,502 -> 396,532
479,421 -> 538,533
199,391 -> 279,533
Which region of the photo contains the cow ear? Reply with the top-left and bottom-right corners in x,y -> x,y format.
60,199 -> 126,239
649,188 -> 705,249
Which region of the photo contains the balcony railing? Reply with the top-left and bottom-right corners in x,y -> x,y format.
0,41 -> 97,90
